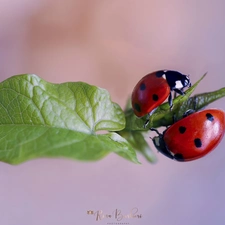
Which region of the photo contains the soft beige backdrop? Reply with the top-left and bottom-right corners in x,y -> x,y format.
1,1 -> 225,225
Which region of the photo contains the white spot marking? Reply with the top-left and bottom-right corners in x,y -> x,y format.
153,137 -> 160,147
184,79 -> 189,86
175,80 -> 184,89
162,74 -> 166,79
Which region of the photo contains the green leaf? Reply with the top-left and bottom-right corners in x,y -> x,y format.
118,130 -> 157,163
176,87 -> 225,118
0,74 -> 139,164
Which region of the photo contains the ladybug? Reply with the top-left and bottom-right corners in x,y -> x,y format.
131,70 -> 191,118
151,109 -> 225,161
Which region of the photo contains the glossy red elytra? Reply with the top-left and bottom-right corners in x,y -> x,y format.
151,109 -> 225,161
131,70 -> 191,117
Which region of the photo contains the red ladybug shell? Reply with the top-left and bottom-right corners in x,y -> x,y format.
132,72 -> 170,117
164,109 -> 225,161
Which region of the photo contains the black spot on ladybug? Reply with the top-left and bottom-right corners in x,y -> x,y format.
134,103 -> 141,112
140,83 -> 146,90
152,94 -> 159,101
155,71 -> 165,77
206,113 -> 214,122
194,138 -> 202,148
174,153 -> 184,161
179,126 -> 186,134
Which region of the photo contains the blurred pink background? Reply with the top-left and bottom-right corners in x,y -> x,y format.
1,0 -> 225,225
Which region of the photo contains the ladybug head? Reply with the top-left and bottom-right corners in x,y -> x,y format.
183,74 -> 191,88
152,135 -> 175,160
151,128 -> 175,160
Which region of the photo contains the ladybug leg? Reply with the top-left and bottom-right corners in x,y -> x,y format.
144,120 -> 149,128
144,108 -> 158,128
173,91 -> 177,99
168,91 -> 173,110
183,109 -> 195,118
170,88 -> 187,111
174,88 -> 185,96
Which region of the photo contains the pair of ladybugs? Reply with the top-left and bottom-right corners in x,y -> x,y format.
131,70 -> 225,162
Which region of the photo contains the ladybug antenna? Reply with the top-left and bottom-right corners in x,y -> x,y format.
150,128 -> 161,135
